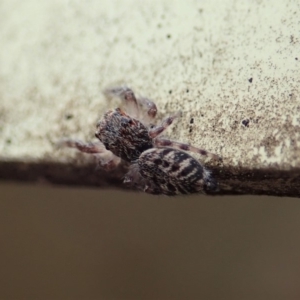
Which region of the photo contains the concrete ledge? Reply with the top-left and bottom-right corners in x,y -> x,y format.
0,0 -> 299,197
0,159 -> 299,197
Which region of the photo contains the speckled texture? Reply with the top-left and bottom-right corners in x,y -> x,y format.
0,0 -> 299,196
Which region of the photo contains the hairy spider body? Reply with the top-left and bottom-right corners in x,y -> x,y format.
60,87 -> 220,195
95,108 -> 153,162
125,148 -> 217,195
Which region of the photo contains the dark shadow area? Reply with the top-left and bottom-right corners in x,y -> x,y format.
0,160 -> 299,197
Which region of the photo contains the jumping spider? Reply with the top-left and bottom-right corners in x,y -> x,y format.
60,87 -> 221,195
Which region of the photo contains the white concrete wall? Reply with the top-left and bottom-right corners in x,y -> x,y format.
0,0 -> 299,195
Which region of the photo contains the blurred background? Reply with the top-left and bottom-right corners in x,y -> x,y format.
0,183 -> 299,299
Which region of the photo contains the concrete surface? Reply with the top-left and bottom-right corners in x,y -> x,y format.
0,0 -> 299,196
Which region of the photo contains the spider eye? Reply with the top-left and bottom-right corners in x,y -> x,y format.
149,124 -> 155,129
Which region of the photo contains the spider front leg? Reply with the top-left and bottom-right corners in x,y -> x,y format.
154,138 -> 222,161
104,86 -> 139,118
104,86 -> 158,124
136,96 -> 157,125
137,97 -> 157,118
58,138 -> 121,170
148,112 -> 182,138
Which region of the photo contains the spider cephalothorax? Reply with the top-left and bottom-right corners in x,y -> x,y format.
95,108 -> 153,162
60,86 -> 221,195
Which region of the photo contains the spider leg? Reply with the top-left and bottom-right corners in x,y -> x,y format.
104,86 -> 139,118
136,96 -> 158,125
58,138 -> 121,170
123,163 -> 163,194
58,138 -> 106,153
154,138 -> 222,161
143,182 -> 164,195
148,112 -> 181,138
94,152 -> 121,171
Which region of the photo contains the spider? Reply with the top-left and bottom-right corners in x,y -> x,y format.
60,87 -> 221,195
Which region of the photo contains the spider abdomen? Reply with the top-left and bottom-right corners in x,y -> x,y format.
138,148 -> 217,195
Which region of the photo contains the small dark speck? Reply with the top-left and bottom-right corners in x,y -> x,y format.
166,34 -> 171,39
190,118 -> 194,124
186,89 -> 189,93
169,90 -> 172,94
201,114 -> 204,117
242,119 -> 250,127
296,57 -> 298,60
65,113 -> 73,120
289,93 -> 293,97
248,78 -> 253,83
189,127 -> 193,133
